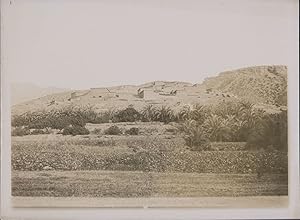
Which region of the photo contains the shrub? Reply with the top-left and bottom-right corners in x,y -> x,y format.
104,125 -> 122,135
125,127 -> 139,135
62,126 -> 90,136
246,110 -> 287,151
177,120 -> 211,151
89,110 -> 115,124
11,114 -> 30,127
91,128 -> 102,135
11,127 -> 30,136
113,107 -> 141,122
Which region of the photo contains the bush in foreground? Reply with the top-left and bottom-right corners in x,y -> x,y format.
113,107 -> 141,122
104,125 -> 122,135
125,127 -> 139,135
62,126 -> 90,136
11,127 -> 30,136
91,128 -> 102,135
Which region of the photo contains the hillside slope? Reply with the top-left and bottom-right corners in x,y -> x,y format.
11,65 -> 287,115
11,83 -> 68,105
202,65 -> 287,105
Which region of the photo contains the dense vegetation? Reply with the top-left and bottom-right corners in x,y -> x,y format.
12,135 -> 287,174
62,126 -> 90,136
104,125 -> 122,135
177,101 -> 287,151
11,100 -> 287,151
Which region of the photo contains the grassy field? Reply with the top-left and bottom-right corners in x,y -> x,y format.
11,131 -> 288,174
12,170 -> 288,197
11,122 -> 288,198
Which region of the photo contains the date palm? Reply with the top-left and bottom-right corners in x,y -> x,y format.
239,103 -> 264,130
204,114 -> 231,142
190,104 -> 208,124
141,105 -> 157,122
154,106 -> 174,123
177,105 -> 192,121
177,119 -> 210,151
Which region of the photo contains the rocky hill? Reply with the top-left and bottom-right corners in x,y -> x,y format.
202,65 -> 287,106
11,65 -> 287,115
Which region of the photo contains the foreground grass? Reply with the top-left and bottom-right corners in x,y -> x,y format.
12,133 -> 288,174
12,170 -> 288,197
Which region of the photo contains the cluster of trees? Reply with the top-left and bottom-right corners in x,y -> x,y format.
177,101 -> 287,151
11,100 -> 287,151
11,105 -> 177,129
12,107 -> 91,130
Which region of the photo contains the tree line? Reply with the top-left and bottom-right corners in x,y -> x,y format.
11,100 -> 287,151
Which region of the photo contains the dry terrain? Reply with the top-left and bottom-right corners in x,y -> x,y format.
11,122 -> 288,198
10,65 -> 288,202
12,65 -> 287,115
12,170 -> 288,197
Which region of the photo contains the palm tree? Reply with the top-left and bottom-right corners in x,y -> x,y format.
240,104 -> 264,131
177,119 -> 210,150
177,105 -> 192,121
204,114 -> 231,142
154,106 -> 174,123
141,105 -> 157,122
190,104 -> 208,124
231,118 -> 249,141
214,101 -> 241,118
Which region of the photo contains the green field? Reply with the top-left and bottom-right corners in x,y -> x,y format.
12,170 -> 288,197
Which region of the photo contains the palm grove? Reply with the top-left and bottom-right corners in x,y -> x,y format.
12,100 -> 287,152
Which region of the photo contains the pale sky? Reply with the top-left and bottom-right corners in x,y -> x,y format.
2,0 -> 298,89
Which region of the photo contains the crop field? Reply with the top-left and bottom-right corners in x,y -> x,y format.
11,122 -> 288,198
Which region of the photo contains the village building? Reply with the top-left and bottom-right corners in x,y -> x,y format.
90,87 -> 118,99
137,88 -> 159,100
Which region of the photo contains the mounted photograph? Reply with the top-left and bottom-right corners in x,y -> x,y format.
10,65 -> 288,207
2,0 -> 297,213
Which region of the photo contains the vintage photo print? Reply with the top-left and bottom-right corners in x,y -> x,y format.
1,0 -> 299,219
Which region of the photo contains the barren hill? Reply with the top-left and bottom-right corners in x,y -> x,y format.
11,83 -> 68,105
202,65 -> 287,105
11,65 -> 287,115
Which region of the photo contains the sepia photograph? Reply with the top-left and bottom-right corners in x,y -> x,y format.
10,66 -> 288,205
1,0 -> 299,219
